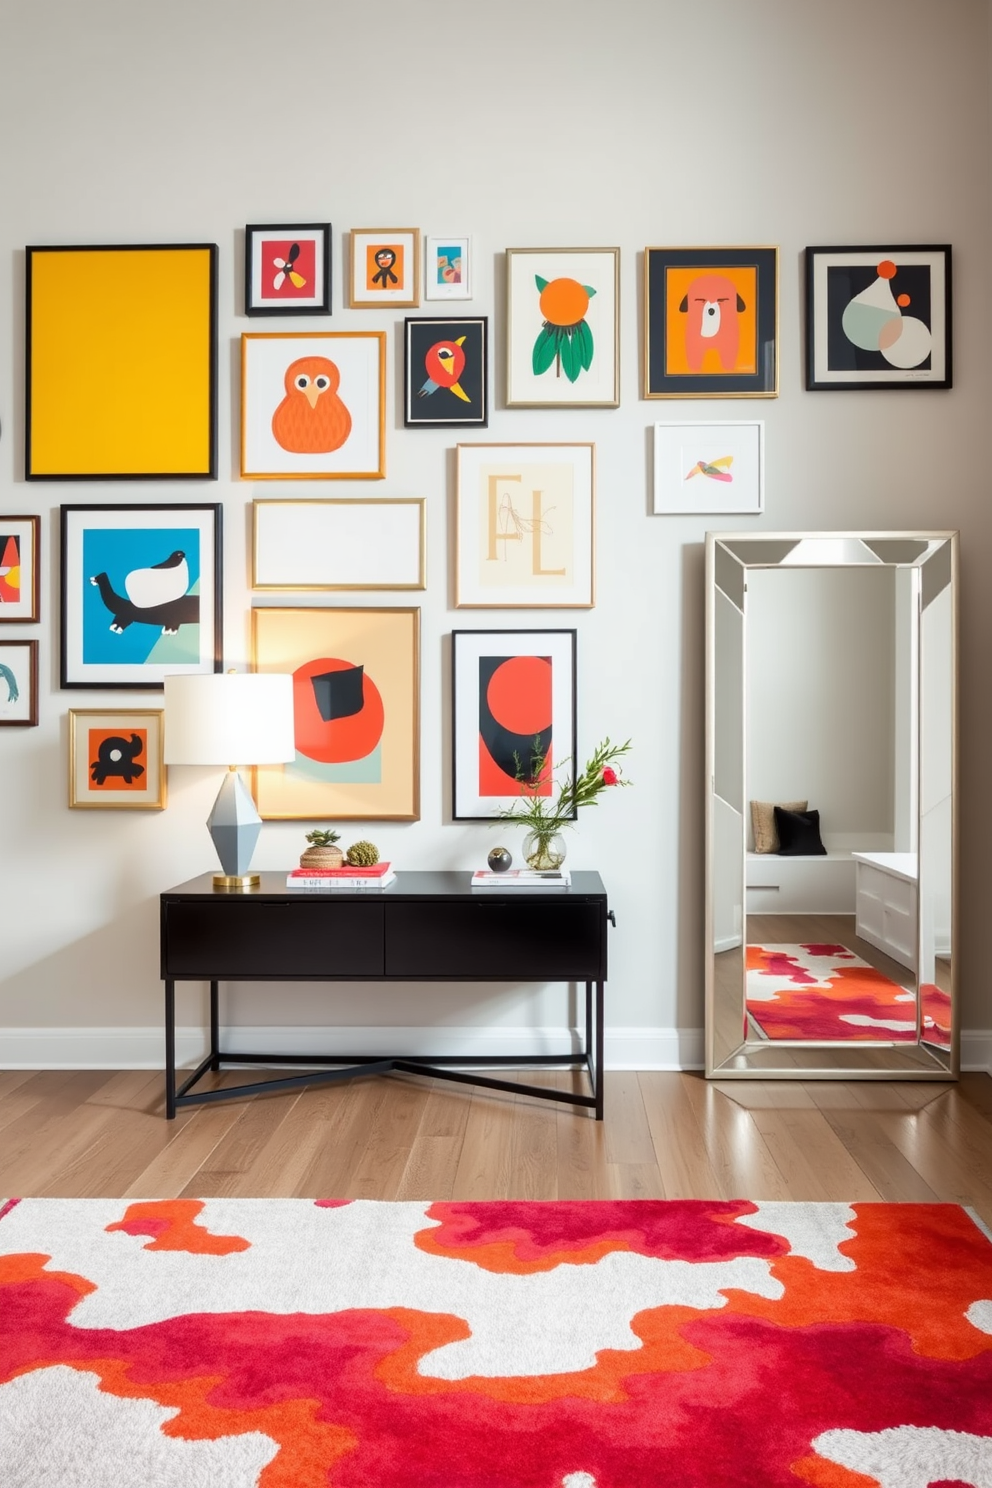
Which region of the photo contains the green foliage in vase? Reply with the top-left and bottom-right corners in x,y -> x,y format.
304,828 -> 341,847
496,736 -> 632,841
346,840 -> 380,866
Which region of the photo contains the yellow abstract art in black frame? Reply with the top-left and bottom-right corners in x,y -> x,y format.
26,244 -> 218,479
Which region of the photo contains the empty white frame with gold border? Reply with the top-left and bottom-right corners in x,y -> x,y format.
705,531 -> 957,1080
252,499 -> 426,591
455,442 -> 594,608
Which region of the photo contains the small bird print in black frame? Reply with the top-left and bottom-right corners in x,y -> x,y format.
404,317 -> 488,428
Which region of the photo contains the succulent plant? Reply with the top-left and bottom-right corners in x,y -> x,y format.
305,828 -> 340,847
346,840 -> 380,867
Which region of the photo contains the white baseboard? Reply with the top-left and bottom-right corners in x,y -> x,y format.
606,1026 -> 705,1069
0,1025 -> 986,1075
0,1024 -> 703,1072
962,1030 -> 992,1073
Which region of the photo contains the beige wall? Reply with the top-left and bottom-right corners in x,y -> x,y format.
0,0 -> 989,1065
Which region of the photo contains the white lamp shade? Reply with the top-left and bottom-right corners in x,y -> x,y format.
164,673 -> 295,766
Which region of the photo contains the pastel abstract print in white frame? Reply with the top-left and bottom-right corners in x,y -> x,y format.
424,235 -> 472,301
653,420 -> 764,516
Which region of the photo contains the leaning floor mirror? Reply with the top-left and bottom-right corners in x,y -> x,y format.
705,532 -> 957,1079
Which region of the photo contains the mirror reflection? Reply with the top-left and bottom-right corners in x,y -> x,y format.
706,533 -> 956,1079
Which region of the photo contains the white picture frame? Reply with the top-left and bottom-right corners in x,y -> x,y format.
451,627 -> 577,821
241,332 -> 385,480
424,234 -> 472,300
653,420 -> 765,515
252,498 -> 425,591
455,442 -> 595,609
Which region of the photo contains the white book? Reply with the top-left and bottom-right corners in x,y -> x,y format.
470,869 -> 571,888
286,872 -> 396,891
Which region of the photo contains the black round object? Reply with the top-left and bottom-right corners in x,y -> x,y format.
487,846 -> 513,873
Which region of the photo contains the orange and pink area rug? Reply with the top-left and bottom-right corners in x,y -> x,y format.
747,943 -> 952,1047
2,1197 -> 992,1486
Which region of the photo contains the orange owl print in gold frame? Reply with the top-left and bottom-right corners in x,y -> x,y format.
241,332 -> 386,479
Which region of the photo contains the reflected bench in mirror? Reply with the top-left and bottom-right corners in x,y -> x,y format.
705,532 -> 957,1080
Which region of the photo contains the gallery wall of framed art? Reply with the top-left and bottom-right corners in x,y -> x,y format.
2,0 -> 986,1067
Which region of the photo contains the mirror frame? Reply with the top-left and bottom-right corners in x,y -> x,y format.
705,530 -> 958,1080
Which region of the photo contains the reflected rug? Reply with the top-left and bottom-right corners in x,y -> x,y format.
747,942 -> 918,1041
2,1197 -> 992,1486
921,981 -> 953,1050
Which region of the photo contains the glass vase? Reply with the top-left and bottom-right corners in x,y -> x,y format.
523,830 -> 567,871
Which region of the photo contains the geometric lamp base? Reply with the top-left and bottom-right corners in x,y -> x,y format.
206,770 -> 263,890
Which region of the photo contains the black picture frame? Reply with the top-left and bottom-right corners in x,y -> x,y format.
60,503 -> 223,690
451,627 -> 577,821
404,316 -> 488,427
26,243 -> 218,480
643,246 -> 778,399
805,244 -> 952,391
245,223 -> 332,316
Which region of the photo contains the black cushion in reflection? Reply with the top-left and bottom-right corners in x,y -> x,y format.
773,806 -> 827,856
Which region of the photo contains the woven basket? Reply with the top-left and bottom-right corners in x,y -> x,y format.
299,845 -> 345,870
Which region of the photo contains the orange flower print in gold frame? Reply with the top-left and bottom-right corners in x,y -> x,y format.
349,229 -> 420,308
241,332 -> 386,479
26,244 -> 218,478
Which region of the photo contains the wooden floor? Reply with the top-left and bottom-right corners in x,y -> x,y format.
3,1066 -> 992,1225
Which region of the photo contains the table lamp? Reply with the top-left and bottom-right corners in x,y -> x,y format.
164,672 -> 295,890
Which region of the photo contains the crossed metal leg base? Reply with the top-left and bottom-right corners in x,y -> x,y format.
164,979 -> 605,1121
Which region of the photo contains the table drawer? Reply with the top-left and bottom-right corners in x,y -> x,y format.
163,898 -> 385,977
385,899 -> 605,980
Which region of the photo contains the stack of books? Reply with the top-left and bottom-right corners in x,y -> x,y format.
286,862 -> 396,891
470,868 -> 571,888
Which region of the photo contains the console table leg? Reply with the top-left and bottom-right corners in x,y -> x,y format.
585,979 -> 593,1064
165,979 -> 177,1120
209,980 -> 220,1071
595,979 -> 605,1121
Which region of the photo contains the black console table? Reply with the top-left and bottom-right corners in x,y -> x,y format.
160,870 -> 610,1120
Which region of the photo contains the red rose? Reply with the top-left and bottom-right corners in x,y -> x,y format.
602,767 -> 618,785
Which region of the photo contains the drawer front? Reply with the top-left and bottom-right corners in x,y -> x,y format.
163,899 -> 385,977
858,864 -> 915,916
385,899 -> 605,980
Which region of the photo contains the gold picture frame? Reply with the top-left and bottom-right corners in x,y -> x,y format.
506,247 -> 620,408
349,228 -> 421,308
454,442 -> 595,609
68,709 -> 166,809
251,606 -> 420,821
643,245 -> 779,399
251,498 -> 426,591
241,331 -> 386,480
